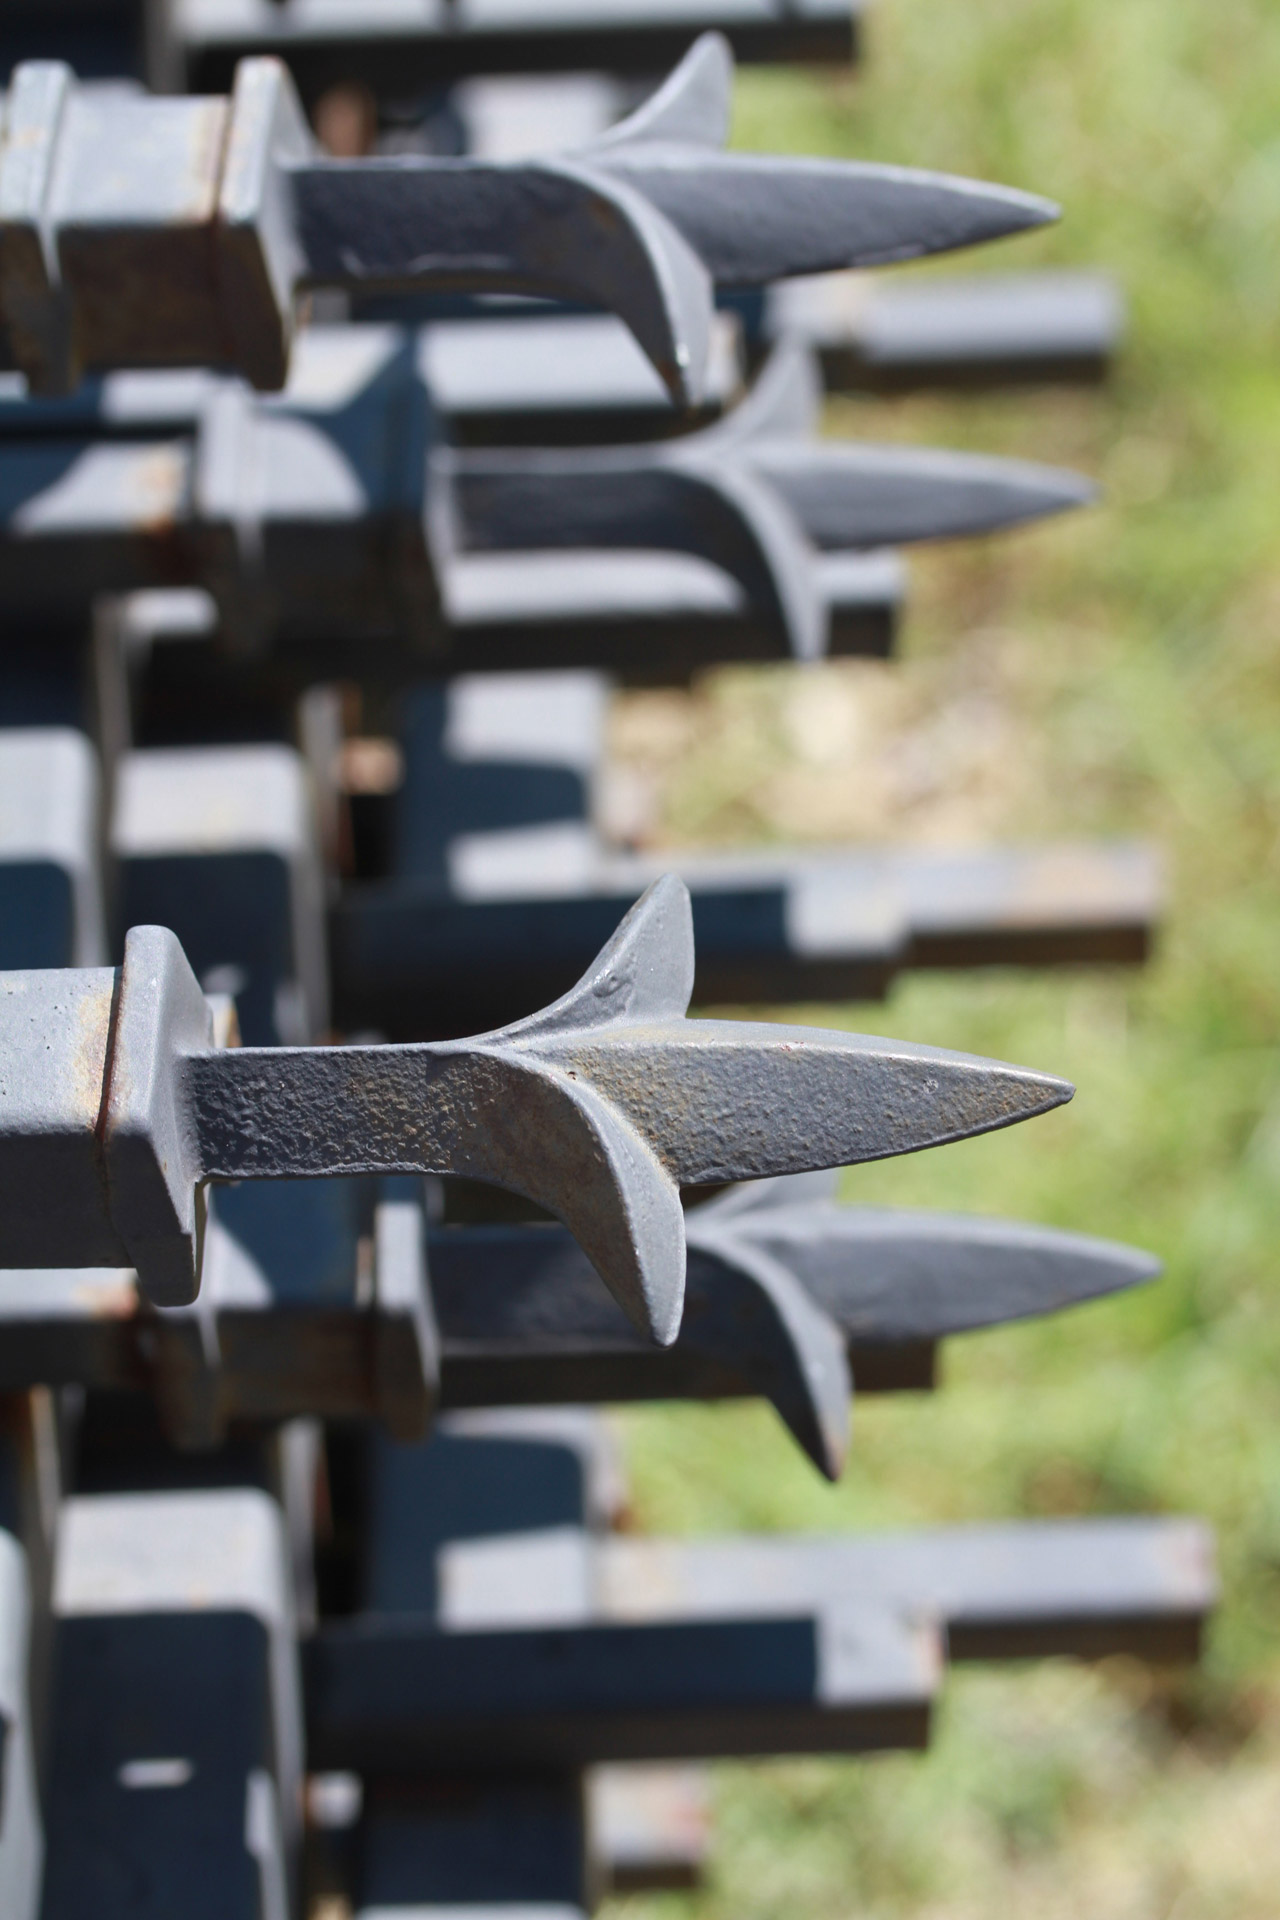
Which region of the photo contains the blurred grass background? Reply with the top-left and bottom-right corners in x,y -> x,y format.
600,0 -> 1280,1913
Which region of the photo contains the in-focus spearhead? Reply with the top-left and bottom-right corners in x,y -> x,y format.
0,881 -> 1072,1354
479,875 -> 1072,1342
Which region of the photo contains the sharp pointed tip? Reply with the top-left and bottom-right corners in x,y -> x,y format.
952,183 -> 1062,250
814,1425 -> 848,1483
1015,192 -> 1061,231
646,1279 -> 685,1348
1028,469 -> 1099,517
1020,1070 -> 1075,1116
1016,466 -> 1098,512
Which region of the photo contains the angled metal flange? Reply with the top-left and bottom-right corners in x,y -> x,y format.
437,340 -> 1093,661
430,1218 -> 852,1479
0,875 -> 1071,1341
0,1172 -> 1153,1480
430,1178 -> 1156,1477
0,330 -> 1082,667
0,36 -> 1056,399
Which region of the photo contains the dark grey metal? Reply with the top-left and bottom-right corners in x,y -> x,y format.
170,0 -> 861,97
0,1174 -> 1157,1480
304,1602 -> 941,1771
431,1177 -> 1160,1476
439,341 -> 1094,662
331,839 -> 1163,1037
112,741 -> 329,1047
0,726 -> 104,970
0,1402 -> 47,1920
420,309 -> 746,444
305,1509 -> 1215,1769
0,37 -> 1057,399
0,335 -> 1088,670
0,875 -> 1073,1340
351,1773 -> 591,1920
42,1485 -> 301,1920
765,269 -> 1125,392
433,545 -> 903,677
688,1171 -> 1162,1348
581,1516 -> 1217,1664
432,1215 -> 851,1479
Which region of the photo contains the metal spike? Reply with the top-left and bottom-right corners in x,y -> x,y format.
747,440 -> 1097,550
431,1186 -> 1156,1476
590,31 -> 735,152
693,1183 -> 1161,1344
0,42 -> 1057,401
0,329 -> 1076,669
0,877 -> 1071,1344
441,344 -> 1092,657
431,1219 -> 852,1480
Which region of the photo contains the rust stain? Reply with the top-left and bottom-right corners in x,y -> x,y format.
72,981 -> 115,1131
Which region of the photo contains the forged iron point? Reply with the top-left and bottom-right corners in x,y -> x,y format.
0,333 -> 1082,667
748,441 -> 1097,551
693,1174 -> 1161,1343
440,341 -> 1093,659
0,37 -> 1056,402
432,1176 -> 1155,1474
0,876 -> 1072,1342
431,1218 -> 852,1479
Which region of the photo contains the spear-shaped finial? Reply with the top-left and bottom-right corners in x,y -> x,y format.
0,877 -> 1071,1342
0,36 -> 1056,400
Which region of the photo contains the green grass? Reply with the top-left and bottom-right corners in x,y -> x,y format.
600,1 -> 1280,1912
